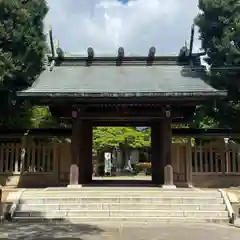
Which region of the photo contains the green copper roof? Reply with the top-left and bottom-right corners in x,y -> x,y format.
17,56 -> 226,98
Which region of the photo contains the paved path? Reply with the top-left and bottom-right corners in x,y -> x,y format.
0,222 -> 240,239
235,218 -> 240,228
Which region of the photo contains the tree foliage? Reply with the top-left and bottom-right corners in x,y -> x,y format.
195,0 -> 240,129
93,127 -> 150,151
0,0 -> 48,90
92,125 -> 189,151
0,0 -> 48,128
0,103 -> 57,129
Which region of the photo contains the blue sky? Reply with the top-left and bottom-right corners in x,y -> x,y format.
118,0 -> 129,4
44,0 -> 201,55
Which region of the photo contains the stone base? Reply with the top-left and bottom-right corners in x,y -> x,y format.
162,184 -> 177,189
176,182 -> 194,188
67,184 -> 83,188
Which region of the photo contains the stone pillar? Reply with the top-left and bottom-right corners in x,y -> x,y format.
151,122 -> 164,185
162,109 -> 176,189
68,111 -> 81,187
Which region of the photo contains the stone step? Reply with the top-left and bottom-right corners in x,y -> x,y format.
22,190 -> 221,197
14,209 -> 229,218
11,189 -> 228,224
16,203 -> 227,211
12,216 -> 229,224
28,187 -> 215,191
19,197 -> 224,205
21,193 -> 222,198
23,188 -> 220,192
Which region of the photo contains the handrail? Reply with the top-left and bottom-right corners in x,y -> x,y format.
218,189 -> 235,224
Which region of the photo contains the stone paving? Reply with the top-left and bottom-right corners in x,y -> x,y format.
0,221 -> 239,240
235,218 -> 240,228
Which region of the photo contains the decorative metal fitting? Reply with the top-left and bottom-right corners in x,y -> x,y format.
165,105 -> 171,118
72,110 -> 78,118
12,99 -> 16,106
224,137 -> 229,145
165,110 -> 171,118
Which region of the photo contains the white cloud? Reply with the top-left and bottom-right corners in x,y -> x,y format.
45,0 -> 201,55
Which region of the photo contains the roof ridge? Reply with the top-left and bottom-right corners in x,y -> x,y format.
47,55 -> 202,68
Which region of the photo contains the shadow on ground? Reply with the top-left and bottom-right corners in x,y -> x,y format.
2,221 -> 240,240
1,216 -> 105,239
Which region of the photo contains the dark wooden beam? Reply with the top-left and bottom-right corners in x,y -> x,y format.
18,96 -> 222,106
50,104 -> 196,121
0,128 -> 240,138
93,119 -> 186,126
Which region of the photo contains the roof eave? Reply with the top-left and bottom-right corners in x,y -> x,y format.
16,90 -> 227,99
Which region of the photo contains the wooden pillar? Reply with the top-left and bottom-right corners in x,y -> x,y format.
69,113 -> 81,186
224,138 -> 229,174
162,109 -> 176,188
220,138 -> 229,175
151,122 -> 164,185
20,131 -> 28,173
185,137 -> 193,187
69,110 -> 93,186
81,120 -> 93,183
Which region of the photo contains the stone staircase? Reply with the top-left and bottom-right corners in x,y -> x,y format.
9,188 -> 230,223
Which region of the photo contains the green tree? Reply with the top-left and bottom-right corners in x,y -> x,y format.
93,127 -> 150,152
0,0 -> 49,128
2,105 -> 57,129
194,0 -> 240,129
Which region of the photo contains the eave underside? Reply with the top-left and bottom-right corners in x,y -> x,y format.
49,102 -> 198,124
19,94 -> 221,106
17,96 -> 223,124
